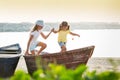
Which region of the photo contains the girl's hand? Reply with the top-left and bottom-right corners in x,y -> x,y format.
75,34 -> 80,37
51,28 -> 54,32
77,34 -> 80,37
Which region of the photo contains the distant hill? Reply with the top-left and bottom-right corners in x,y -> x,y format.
0,22 -> 120,32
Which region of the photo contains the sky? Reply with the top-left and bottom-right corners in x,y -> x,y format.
0,0 -> 120,23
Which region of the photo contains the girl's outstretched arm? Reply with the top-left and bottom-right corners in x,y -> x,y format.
70,32 -> 80,37
53,28 -> 59,33
40,28 -> 54,39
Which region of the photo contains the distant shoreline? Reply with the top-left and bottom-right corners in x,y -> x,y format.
0,22 -> 120,32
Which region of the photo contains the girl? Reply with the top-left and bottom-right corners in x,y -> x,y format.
53,21 -> 80,52
25,20 -> 53,55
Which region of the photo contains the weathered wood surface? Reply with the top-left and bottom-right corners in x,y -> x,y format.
24,46 -> 95,75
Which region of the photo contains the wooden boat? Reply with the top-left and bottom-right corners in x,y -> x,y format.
0,44 -> 21,78
24,45 -> 95,75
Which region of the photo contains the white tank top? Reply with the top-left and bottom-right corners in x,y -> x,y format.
30,30 -> 41,44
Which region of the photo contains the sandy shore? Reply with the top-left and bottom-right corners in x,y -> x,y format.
87,57 -> 120,72
16,57 -> 120,73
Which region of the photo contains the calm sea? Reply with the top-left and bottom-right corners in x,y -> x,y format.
0,22 -> 120,57
0,22 -> 120,32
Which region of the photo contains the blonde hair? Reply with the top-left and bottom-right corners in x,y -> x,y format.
58,21 -> 70,31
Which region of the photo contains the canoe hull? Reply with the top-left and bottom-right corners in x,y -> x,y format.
0,56 -> 20,78
0,44 -> 22,78
24,46 -> 95,75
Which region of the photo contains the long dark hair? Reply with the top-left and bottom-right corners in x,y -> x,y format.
58,21 -> 70,31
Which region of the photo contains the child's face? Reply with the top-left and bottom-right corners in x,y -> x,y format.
37,25 -> 43,30
62,26 -> 68,30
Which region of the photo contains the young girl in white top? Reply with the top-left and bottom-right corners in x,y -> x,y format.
25,20 -> 53,55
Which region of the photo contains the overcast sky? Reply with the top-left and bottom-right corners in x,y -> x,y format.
0,0 -> 120,23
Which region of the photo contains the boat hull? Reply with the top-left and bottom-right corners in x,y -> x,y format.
0,43 -> 21,78
24,46 -> 95,75
0,56 -> 20,78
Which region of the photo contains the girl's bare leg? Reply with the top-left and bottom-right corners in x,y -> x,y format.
61,45 -> 66,53
37,42 -> 47,55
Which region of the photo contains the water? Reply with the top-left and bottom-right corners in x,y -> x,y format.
0,22 -> 120,32
0,22 -> 120,57
0,29 -> 120,57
